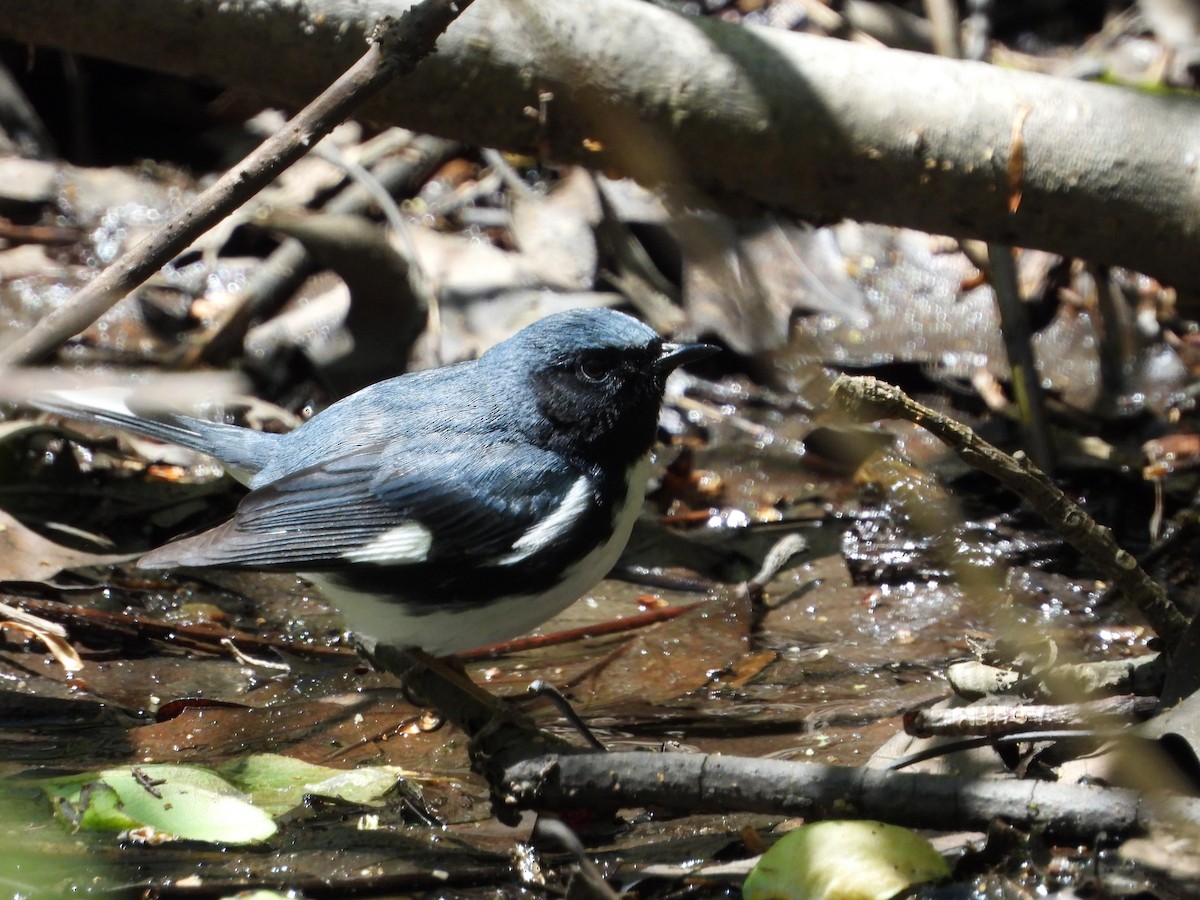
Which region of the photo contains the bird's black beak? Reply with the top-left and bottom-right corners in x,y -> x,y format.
653,340 -> 720,373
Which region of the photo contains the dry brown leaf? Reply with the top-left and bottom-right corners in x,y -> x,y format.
0,602 -> 84,674
0,508 -> 133,583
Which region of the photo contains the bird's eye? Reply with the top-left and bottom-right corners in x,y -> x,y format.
578,355 -> 610,383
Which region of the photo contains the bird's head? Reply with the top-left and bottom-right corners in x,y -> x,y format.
482,308 -> 717,468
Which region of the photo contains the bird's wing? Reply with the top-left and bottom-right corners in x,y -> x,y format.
139,440 -> 593,571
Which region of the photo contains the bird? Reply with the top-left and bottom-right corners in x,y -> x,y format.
31,308 -> 718,656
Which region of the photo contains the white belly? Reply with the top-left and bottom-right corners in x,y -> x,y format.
308,456 -> 652,656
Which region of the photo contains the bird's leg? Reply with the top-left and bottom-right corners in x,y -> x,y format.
364,641 -> 581,824
364,642 -> 574,748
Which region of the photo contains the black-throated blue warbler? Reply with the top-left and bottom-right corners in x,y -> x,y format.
34,309 -> 717,655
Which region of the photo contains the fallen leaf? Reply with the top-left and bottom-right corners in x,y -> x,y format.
743,820 -> 950,900
0,509 -> 133,583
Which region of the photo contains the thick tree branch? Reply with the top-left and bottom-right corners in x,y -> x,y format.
500,750 -> 1200,840
1,0 -> 1199,288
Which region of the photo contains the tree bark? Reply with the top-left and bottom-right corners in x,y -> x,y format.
500,750 -> 1200,840
2,0 -> 1199,289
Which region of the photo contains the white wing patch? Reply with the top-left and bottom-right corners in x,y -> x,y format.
310,455 -> 653,655
343,522 -> 433,565
496,475 -> 593,565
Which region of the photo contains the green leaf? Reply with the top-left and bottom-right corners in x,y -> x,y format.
743,820 -> 950,900
36,765 -> 276,844
75,783 -> 141,832
99,768 -> 277,844
221,753 -> 408,816
31,755 -> 408,845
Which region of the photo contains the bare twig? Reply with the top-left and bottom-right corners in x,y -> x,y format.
1089,263 -> 1136,404
12,595 -> 355,660
829,375 -> 1188,651
457,602 -> 702,662
923,0 -> 961,58
987,222 -> 1055,473
0,1 -> 475,366
941,6 -> 1053,472
903,694 -> 1157,738
946,654 -> 1166,700
534,819 -> 621,900
500,749 -> 1200,839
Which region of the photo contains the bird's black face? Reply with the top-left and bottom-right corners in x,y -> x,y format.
532,340 -> 668,469
481,309 -> 717,470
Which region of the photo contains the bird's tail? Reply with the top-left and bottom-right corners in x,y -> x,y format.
29,387 -> 273,484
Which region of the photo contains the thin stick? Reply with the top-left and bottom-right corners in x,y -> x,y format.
829,374 -> 1188,651
903,694 -> 1157,738
0,0 -> 475,367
